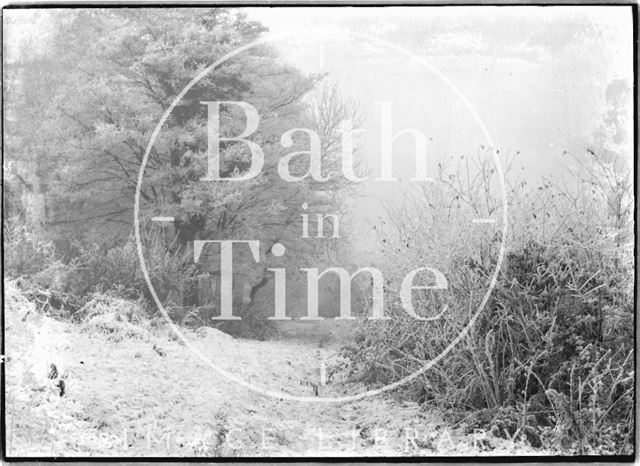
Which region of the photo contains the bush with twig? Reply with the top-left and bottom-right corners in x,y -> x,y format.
342,147 -> 634,454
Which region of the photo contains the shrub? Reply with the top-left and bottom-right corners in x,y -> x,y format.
67,241 -> 141,299
65,232 -> 196,311
4,217 -> 56,278
341,149 -> 634,454
4,217 -> 199,323
78,293 -> 150,342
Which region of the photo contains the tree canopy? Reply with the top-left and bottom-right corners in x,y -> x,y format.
4,8 -> 362,325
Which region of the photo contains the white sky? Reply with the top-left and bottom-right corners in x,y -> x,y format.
243,6 -> 634,245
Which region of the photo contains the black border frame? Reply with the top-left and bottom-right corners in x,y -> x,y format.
1,1 -> 637,463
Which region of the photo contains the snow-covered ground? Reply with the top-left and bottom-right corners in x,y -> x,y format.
5,281 -> 548,457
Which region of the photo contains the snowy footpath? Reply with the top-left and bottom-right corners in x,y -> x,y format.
5,282 -> 545,457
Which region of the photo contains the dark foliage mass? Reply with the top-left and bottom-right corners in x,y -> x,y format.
5,8 -> 360,337
341,148 -> 634,454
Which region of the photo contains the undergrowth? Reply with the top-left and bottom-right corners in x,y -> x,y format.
341,149 -> 634,455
